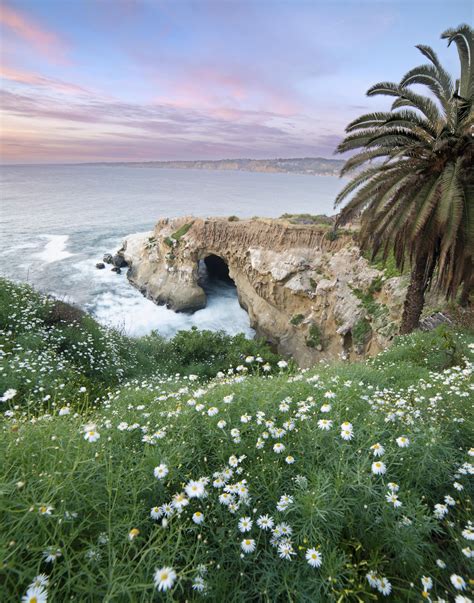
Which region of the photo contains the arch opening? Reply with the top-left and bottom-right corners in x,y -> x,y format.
199,254 -> 234,285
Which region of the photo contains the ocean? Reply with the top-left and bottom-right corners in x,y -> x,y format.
0,164 -> 347,338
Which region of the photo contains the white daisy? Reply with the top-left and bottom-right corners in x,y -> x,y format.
256,514 -> 274,530
317,419 -> 332,430
305,548 -> 322,568
396,436 -> 410,448
370,443 -> 385,457
371,461 -> 387,475
185,480 -> 206,499
22,586 -> 48,603
450,574 -> 466,591
153,463 -> 169,480
238,516 -> 253,532
241,538 -> 256,553
154,566 -> 177,592
150,506 -> 163,520
192,511 -> 204,525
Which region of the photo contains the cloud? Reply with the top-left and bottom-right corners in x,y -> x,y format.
0,3 -> 68,62
0,87 -> 343,163
0,64 -> 89,94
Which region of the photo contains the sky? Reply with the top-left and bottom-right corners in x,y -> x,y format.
0,0 -> 471,164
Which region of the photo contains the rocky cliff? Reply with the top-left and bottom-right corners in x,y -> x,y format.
119,216 -> 406,367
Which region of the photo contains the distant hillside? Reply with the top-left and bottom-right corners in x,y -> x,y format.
102,157 -> 345,176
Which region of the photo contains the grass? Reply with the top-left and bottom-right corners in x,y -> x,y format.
0,279 -> 473,602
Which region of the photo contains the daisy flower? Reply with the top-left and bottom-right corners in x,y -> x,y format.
370,443 -> 385,457
450,574 -> 466,591
421,576 -> 433,591
128,528 -> 140,541
192,576 -> 206,592
273,443 -> 285,454
238,516 -> 253,532
241,538 -> 256,553
317,419 -> 332,430
285,455 -> 295,464
305,548 -> 322,568
150,506 -> 163,520
320,404 -> 331,413
192,511 -> 204,525
396,436 -> 410,448
277,541 -> 296,560
21,586 -> 48,603
185,480 -> 206,499
371,461 -> 386,475
153,463 -> 169,480
29,575 -> 49,589
385,492 -> 402,507
42,548 -> 62,563
154,567 -> 177,592
256,514 -> 274,530
377,577 -> 392,596
38,505 -> 54,516
83,428 -> 100,443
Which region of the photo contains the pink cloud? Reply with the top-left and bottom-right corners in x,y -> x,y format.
0,3 -> 68,62
0,64 -> 89,94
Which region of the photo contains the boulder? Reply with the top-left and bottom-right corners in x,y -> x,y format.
96,262 -> 105,270
103,253 -> 113,264
113,254 -> 128,268
111,266 -> 122,274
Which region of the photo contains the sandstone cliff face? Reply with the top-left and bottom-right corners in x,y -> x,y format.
119,217 -> 406,367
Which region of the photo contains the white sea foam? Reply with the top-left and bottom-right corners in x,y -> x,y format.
89,281 -> 254,339
34,235 -> 75,263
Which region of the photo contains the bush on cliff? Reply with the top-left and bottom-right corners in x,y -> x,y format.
0,278 -> 473,602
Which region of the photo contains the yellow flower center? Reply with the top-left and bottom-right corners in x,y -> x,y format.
30,598 -> 38,603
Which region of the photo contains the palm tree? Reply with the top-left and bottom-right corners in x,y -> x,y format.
334,24 -> 473,333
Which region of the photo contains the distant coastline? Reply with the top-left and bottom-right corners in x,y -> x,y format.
83,157 -> 345,176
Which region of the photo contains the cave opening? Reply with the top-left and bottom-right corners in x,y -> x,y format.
199,254 -> 234,285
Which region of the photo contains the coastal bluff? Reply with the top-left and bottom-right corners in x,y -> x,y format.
118,216 -> 406,366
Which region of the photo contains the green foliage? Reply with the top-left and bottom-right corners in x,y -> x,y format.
352,318 -> 372,346
228,215 -> 239,222
0,279 -> 281,411
290,313 -> 305,326
336,25 -> 473,306
363,250 -> 402,278
0,320 -> 472,601
306,323 -> 324,348
280,213 -> 333,226
171,221 -> 194,241
325,229 -> 339,241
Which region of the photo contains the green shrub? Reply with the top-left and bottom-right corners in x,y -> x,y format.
306,323 -> 324,348
171,221 -> 194,241
290,314 -> 304,326
352,318 -> 371,346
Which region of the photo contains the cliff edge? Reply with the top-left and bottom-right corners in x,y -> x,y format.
119,216 -> 406,366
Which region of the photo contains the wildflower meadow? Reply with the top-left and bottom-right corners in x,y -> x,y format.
0,279 -> 472,602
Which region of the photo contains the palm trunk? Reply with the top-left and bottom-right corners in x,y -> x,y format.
460,268 -> 472,307
400,253 -> 431,334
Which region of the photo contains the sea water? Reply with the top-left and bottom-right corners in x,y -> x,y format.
0,164 -> 347,338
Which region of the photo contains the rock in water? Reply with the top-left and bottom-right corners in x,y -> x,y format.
111,266 -> 122,274
96,262 -> 105,270
113,254 -> 128,268
103,253 -> 113,264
